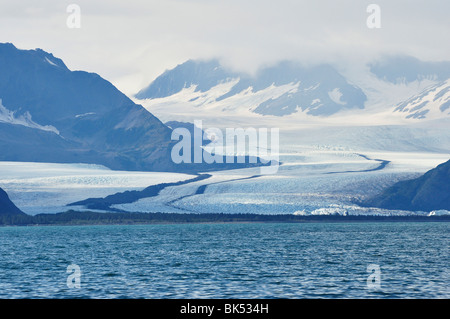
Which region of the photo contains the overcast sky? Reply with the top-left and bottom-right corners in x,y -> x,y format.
0,0 -> 449,95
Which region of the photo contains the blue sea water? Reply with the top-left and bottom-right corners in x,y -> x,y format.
0,222 -> 448,299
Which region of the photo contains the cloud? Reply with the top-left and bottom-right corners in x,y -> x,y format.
0,0 -> 449,95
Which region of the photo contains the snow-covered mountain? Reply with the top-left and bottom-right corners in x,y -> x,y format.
136,60 -> 367,117
393,79 -> 450,120
136,56 -> 450,125
363,55 -> 450,120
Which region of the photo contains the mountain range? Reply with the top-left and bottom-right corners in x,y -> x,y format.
0,43 -> 261,172
136,56 -> 450,121
1,43 -> 449,176
136,59 -> 367,116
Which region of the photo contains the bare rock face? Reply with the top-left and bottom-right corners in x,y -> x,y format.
0,187 -> 25,215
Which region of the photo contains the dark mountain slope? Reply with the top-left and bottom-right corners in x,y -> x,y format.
363,159 -> 450,211
0,187 -> 25,215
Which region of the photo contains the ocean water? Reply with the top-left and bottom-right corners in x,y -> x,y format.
0,222 -> 448,299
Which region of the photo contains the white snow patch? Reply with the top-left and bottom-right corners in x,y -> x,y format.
0,99 -> 59,135
44,57 -> 58,67
328,88 -> 347,105
428,210 -> 450,216
75,112 -> 96,118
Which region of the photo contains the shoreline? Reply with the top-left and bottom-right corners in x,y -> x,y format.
1,211 -> 449,227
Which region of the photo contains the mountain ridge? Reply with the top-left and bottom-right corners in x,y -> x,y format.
136,59 -> 368,117
0,42 -> 174,171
